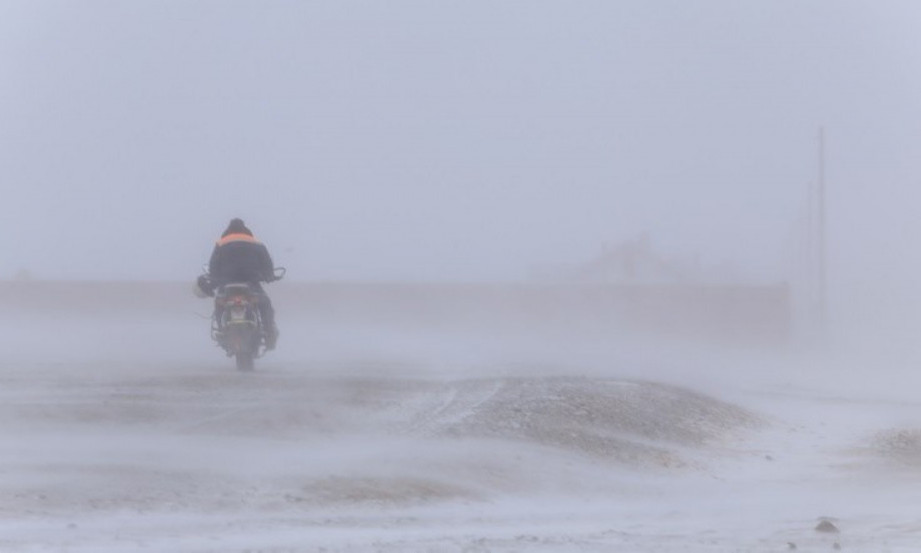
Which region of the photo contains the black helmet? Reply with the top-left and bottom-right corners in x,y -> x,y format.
223,218 -> 253,237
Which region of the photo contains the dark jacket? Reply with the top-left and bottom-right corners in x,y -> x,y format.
208,232 -> 275,287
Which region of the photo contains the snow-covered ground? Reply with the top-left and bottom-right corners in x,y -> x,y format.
2,308 -> 921,552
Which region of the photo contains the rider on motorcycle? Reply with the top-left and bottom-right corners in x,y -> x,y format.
202,218 -> 279,349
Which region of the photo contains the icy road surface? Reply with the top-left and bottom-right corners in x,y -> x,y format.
2,316 -> 921,551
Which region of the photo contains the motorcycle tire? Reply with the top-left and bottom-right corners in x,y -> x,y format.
235,352 -> 255,371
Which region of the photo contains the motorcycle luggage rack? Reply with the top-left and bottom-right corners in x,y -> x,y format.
219,283 -> 256,294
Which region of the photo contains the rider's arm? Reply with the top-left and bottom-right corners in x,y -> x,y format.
260,244 -> 275,282
208,245 -> 221,279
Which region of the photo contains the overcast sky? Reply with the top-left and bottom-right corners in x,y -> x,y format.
1,1 -> 920,285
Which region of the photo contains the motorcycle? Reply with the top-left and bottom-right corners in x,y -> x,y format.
197,267 -> 286,371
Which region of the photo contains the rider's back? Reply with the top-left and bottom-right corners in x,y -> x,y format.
209,232 -> 273,287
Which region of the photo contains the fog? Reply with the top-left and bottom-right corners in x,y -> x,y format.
3,1 -> 921,551
2,1 -> 918,285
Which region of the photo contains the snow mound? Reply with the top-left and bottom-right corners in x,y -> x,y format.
0,367 -> 764,515
408,377 -> 760,467
873,428 -> 921,466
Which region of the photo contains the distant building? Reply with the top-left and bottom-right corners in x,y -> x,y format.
571,234 -> 697,284
533,234 -> 703,285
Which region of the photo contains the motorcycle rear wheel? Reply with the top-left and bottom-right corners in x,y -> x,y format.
235,352 -> 255,371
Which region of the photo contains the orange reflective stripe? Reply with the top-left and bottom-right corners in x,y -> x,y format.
216,233 -> 260,246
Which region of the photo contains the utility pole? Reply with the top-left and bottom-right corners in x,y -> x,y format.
817,126 -> 827,333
